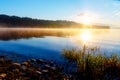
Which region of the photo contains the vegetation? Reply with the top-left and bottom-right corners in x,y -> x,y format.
1,46 -> 120,80
63,46 -> 120,80
0,14 -> 110,28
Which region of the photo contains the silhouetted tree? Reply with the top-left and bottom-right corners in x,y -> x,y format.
0,14 -> 109,28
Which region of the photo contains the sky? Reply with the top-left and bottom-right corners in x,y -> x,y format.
0,0 -> 120,27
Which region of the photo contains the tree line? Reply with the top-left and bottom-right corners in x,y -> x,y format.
0,14 -> 109,28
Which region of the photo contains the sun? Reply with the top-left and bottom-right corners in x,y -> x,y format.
81,16 -> 92,25
72,11 -> 99,25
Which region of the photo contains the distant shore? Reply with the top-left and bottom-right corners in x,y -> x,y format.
0,14 -> 110,29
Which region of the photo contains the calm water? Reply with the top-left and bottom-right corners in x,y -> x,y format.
0,28 -> 120,62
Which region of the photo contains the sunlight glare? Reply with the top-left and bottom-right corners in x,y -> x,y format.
81,16 -> 91,25
71,11 -> 99,25
80,30 -> 92,43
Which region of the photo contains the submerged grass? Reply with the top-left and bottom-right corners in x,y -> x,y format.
63,46 -> 120,80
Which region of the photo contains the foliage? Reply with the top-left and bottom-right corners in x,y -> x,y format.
0,14 -> 82,28
0,14 -> 110,28
63,47 -> 120,80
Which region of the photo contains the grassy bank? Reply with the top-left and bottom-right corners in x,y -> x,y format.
1,47 -> 120,80
63,47 -> 120,80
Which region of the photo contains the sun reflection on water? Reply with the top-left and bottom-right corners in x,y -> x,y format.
69,29 -> 93,46
80,29 -> 92,43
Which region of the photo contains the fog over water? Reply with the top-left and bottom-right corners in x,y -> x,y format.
0,28 -> 120,62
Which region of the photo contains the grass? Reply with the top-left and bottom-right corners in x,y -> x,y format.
63,46 -> 120,80
1,46 -> 120,80
0,28 -> 119,79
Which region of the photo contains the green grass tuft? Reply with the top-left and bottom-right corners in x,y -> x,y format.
63,47 -> 120,80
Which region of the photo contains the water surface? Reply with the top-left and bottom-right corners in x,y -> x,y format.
0,28 -> 120,62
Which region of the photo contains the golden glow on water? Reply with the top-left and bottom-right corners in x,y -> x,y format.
70,29 -> 93,45
80,30 -> 92,42
70,29 -> 115,46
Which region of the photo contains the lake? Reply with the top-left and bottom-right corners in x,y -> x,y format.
0,28 -> 120,63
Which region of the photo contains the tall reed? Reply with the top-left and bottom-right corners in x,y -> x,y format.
63,46 -> 120,80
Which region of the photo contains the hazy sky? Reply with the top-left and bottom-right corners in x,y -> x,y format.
0,0 -> 120,27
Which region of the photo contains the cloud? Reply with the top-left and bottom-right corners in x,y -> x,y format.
115,11 -> 120,16
77,13 -> 85,16
69,11 -> 101,24
113,10 -> 120,16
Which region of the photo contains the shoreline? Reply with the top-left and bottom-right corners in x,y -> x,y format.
0,55 -> 65,79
